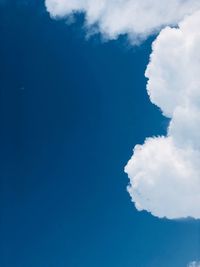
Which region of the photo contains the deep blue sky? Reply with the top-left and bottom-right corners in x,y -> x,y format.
0,1 -> 199,267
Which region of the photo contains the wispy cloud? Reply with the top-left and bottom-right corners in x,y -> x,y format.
188,262 -> 200,267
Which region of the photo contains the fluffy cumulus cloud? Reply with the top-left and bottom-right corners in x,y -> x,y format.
45,0 -> 200,219
125,11 -> 200,219
45,0 -> 200,41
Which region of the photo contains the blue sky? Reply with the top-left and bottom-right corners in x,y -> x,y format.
1,1 -> 200,267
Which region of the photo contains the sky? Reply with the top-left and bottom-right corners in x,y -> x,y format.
1,1 -> 200,267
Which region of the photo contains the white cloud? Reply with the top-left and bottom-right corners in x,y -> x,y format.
188,262 -> 200,267
45,1 -> 200,219
45,0 -> 200,42
125,10 -> 200,219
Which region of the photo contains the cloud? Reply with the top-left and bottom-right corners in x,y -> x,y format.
45,1 -> 200,219
188,262 -> 200,267
125,10 -> 200,219
45,0 -> 200,42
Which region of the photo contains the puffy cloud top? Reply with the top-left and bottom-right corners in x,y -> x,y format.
45,0 -> 200,41
125,11 -> 200,219
45,0 -> 200,219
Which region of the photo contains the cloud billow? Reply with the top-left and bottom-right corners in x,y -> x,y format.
45,0 -> 200,42
125,11 -> 200,219
45,1 -> 200,219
